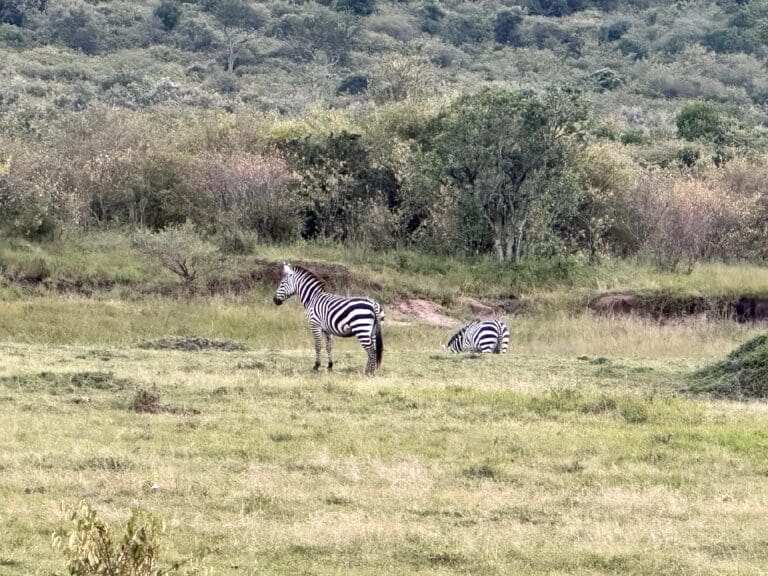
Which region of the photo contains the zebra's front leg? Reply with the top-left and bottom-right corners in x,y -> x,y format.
311,324 -> 323,371
325,332 -> 334,371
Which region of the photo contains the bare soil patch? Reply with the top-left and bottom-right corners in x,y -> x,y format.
458,297 -> 520,318
389,298 -> 458,327
589,291 -> 768,323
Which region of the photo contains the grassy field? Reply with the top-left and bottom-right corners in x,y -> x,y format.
1,290 -> 768,575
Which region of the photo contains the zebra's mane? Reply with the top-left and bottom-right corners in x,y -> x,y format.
292,265 -> 327,290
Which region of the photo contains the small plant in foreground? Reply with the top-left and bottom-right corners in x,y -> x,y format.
52,502 -> 195,576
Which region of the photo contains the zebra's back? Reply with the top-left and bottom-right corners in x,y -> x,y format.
310,293 -> 379,338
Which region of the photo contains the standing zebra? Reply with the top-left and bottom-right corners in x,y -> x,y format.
446,320 -> 509,354
273,263 -> 384,374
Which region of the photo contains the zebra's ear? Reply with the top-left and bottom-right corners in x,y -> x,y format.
283,262 -> 292,275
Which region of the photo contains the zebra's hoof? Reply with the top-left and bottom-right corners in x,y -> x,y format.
312,363 -> 320,371
327,362 -> 334,371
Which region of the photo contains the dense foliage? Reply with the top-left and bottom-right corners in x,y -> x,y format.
2,0 -> 768,267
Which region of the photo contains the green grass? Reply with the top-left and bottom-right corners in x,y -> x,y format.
4,233 -> 768,307
1,294 -> 768,575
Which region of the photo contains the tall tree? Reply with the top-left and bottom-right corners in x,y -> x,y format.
210,0 -> 266,72
435,87 -> 589,261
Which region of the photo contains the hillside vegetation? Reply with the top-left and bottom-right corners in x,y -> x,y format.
3,0 -> 768,270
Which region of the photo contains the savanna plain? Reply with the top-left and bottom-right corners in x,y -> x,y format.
2,243 -> 768,575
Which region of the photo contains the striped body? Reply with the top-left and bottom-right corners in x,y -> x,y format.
274,264 -> 383,374
447,320 -> 509,354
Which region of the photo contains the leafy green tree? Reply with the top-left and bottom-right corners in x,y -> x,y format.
271,6 -> 357,64
210,0 -> 267,72
154,0 -> 181,31
46,0 -> 102,54
333,0 -> 375,16
494,9 -> 523,45
434,87 -> 589,261
0,0 -> 46,26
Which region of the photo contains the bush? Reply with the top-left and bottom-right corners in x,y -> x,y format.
270,6 -> 358,64
184,152 -> 299,242
45,0 -> 103,54
702,28 -> 761,55
52,502 -> 199,575
333,0 -> 375,16
154,0 -> 182,31
585,68 -> 624,92
598,19 -> 630,43
337,73 -> 368,95
620,171 -> 748,270
132,221 -> 221,288
494,9 -> 523,45
675,100 -> 732,145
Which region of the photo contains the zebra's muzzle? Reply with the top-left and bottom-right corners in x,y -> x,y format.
273,296 -> 283,306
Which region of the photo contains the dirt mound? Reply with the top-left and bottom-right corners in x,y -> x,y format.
207,260 -> 381,295
588,291 -> 754,321
589,292 -> 639,315
138,337 -> 247,352
690,334 -> 768,399
459,297 -> 521,318
734,297 -> 768,323
389,298 -> 458,327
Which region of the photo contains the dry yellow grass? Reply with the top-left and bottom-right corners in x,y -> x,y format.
1,296 -> 767,574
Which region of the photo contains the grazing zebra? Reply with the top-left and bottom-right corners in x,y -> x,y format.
273,263 -> 384,374
446,320 -> 509,354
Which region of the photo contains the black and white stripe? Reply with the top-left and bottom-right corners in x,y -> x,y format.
273,263 -> 384,374
446,320 -> 509,354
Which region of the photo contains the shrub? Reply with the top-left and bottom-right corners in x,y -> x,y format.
616,37 -> 648,59
270,6 -> 358,64
132,221 -> 221,288
154,0 -> 182,31
333,0 -> 375,16
337,73 -> 368,95
367,13 -> 418,42
45,0 -> 103,54
675,100 -> 732,145
494,9 -> 523,45
598,19 -> 630,43
702,28 -> 761,55
173,17 -> 218,52
585,68 -> 624,92
52,502 -> 197,575
620,171 -> 749,270
184,152 -> 299,242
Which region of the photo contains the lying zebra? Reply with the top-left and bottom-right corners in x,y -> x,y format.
446,320 -> 510,354
273,263 -> 384,374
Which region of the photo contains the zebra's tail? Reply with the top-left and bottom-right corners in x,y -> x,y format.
374,313 -> 383,368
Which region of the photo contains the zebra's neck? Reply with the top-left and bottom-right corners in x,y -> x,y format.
295,270 -> 325,309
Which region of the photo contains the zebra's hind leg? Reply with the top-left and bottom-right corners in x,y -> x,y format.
364,346 -> 377,375
311,324 -> 323,371
325,332 -> 334,371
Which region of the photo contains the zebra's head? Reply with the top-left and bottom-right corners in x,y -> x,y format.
273,262 -> 296,306
445,326 -> 467,353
